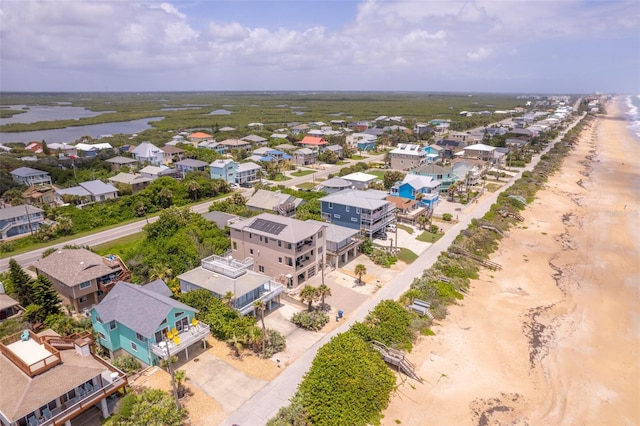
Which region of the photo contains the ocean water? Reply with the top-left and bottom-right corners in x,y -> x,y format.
624,94 -> 640,141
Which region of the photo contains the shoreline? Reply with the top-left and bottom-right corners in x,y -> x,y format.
382,98 -> 640,425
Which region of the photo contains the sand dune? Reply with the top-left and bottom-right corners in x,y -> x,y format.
382,98 -> 640,426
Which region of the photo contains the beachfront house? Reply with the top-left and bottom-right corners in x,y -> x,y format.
320,189 -> 396,239
90,281 -> 209,366
341,172 -> 379,190
0,329 -> 128,426
229,213 -> 327,288
178,255 -> 285,316
390,174 -> 441,209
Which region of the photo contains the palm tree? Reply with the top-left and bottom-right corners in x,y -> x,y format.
174,369 -> 189,398
416,214 -> 429,231
354,264 -> 367,285
222,291 -> 235,308
316,284 -> 332,310
227,334 -> 244,358
186,180 -> 200,201
299,285 -> 318,312
253,300 -> 268,355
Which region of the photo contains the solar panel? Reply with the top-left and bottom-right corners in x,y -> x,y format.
249,218 -> 287,235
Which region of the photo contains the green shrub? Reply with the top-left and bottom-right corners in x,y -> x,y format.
265,329 -> 287,357
113,355 -> 143,376
267,393 -> 311,426
291,311 -> 330,331
368,248 -> 397,267
298,332 -> 395,426
351,300 -> 414,351
442,213 -> 452,221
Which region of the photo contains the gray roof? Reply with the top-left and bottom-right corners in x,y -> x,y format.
10,167 -> 48,177
56,186 -> 91,197
131,142 -> 161,157
0,204 -> 43,221
79,180 -> 118,195
202,211 -> 239,229
246,190 -> 302,211
242,135 -> 268,143
179,267 -> 271,299
106,156 -> 137,165
401,174 -> 440,189
294,148 -> 314,155
108,173 -> 153,185
210,159 -> 235,168
230,213 -> 325,243
324,145 -> 342,152
92,281 -> 196,338
237,162 -> 262,172
414,163 -> 452,175
142,279 -> 174,298
0,293 -> 19,310
175,159 -> 208,167
320,189 -> 391,210
321,177 -> 351,189
34,249 -> 121,287
307,221 -> 359,244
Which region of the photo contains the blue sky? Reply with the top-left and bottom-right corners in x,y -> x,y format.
0,0 -> 638,94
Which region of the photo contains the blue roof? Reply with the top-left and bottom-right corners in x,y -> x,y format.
282,154 -> 292,160
258,155 -> 275,162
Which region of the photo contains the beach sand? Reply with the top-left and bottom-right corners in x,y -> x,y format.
382,98 -> 640,426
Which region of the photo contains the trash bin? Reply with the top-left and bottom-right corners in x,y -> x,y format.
337,310 -> 343,321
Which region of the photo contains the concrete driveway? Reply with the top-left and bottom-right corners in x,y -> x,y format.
181,351 -> 268,414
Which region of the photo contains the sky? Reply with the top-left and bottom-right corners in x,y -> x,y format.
0,0 -> 638,94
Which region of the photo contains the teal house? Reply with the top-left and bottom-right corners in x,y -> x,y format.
412,163 -> 459,193
90,280 -> 210,366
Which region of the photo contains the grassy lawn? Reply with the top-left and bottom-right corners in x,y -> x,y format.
93,232 -> 144,257
272,173 -> 291,181
485,183 -> 502,192
350,155 -> 367,160
296,182 -> 316,190
366,170 -> 386,179
396,248 -> 418,264
290,169 -> 316,177
397,224 -> 414,234
417,231 -> 443,243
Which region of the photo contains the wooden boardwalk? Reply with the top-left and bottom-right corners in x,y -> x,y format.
371,341 -> 422,382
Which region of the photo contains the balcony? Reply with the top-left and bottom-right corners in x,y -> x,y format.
295,238 -> 315,253
0,329 -> 61,377
237,281 -> 285,316
150,322 -> 211,360
201,255 -> 253,279
39,360 -> 128,426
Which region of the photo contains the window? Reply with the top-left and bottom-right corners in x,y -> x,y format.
250,248 -> 254,255
287,243 -> 292,249
136,332 -> 146,342
79,296 -> 88,303
351,217 -> 358,222
249,233 -> 253,239
109,321 -> 117,330
278,240 -> 282,247
278,257 -> 282,263
334,214 -> 341,219
161,318 -> 168,325
79,281 -> 91,289
174,311 -> 184,318
318,231 -> 323,238
356,207 -> 361,214
345,206 -> 350,212
328,202 -> 333,209
286,257 -> 293,266
318,247 -> 323,254
233,241 -> 237,250
259,236 -> 263,242
258,265 -> 265,273
130,342 -> 137,352
96,316 -> 102,323
98,332 -> 106,340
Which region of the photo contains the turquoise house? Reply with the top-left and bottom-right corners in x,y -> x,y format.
412,163 -> 459,193
90,280 -> 210,366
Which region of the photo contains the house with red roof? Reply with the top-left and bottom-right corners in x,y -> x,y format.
298,136 -> 328,148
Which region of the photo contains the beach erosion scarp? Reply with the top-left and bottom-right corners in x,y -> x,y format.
381,97 -> 640,426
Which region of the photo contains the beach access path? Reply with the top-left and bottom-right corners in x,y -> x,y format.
221,114 -> 587,426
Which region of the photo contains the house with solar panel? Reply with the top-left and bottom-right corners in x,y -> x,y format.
90,280 -> 210,366
228,213 -> 327,288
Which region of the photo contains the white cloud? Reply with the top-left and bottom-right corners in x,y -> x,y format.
467,47 -> 492,61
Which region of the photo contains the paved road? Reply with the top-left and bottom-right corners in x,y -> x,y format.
222,113 -> 586,426
0,153 -> 386,272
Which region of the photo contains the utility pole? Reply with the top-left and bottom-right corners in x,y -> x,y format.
25,205 -> 34,235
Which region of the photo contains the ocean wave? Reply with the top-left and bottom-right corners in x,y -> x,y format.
624,95 -> 640,140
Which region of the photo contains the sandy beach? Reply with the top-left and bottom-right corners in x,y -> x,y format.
383,98 -> 640,426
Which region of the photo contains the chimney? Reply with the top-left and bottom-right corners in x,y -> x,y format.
74,337 -> 91,357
